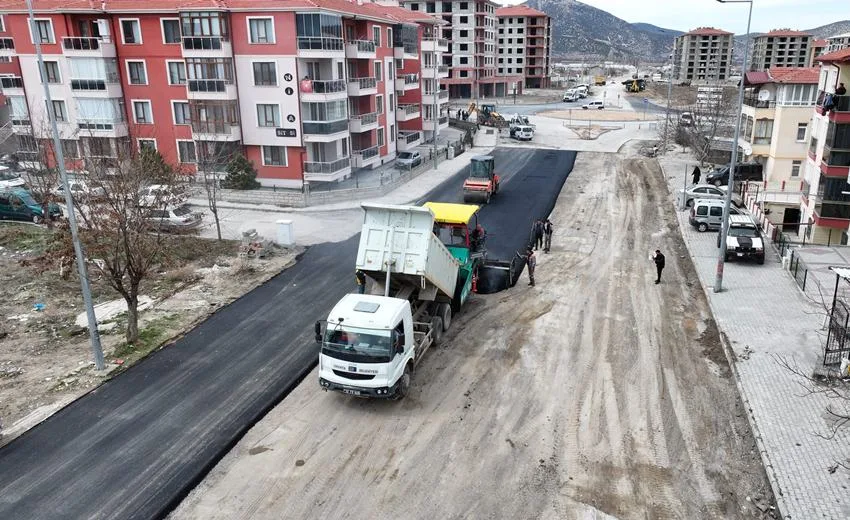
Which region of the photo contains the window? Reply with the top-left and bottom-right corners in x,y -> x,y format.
41,61 -> 60,83
797,123 -> 807,142
387,61 -> 394,80
791,160 -> 801,177
133,100 -> 152,124
177,140 -> 197,163
121,19 -> 142,44
167,61 -> 186,84
257,104 -> 280,127
0,15 -> 5,32
709,206 -> 723,217
388,28 -> 393,48
253,62 -> 276,86
172,101 -> 190,124
50,100 -> 66,122
376,95 -> 384,113
248,17 -> 274,43
62,140 -> 79,159
378,128 -> 385,147
389,93 -> 395,111
162,18 -> 181,44
32,19 -> 54,43
262,145 -> 287,166
138,139 -> 157,151
390,124 -> 395,141
374,61 -> 382,81
127,61 -> 147,85
373,26 -> 381,46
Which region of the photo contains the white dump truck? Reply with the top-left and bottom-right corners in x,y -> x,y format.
315,202 -> 483,399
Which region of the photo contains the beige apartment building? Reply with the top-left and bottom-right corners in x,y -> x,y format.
749,30 -> 811,71
673,27 -> 734,84
495,4 -> 552,89
740,68 -> 819,232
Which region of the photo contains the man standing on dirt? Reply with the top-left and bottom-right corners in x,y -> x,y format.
517,248 -> 536,286
653,250 -> 665,284
355,270 -> 366,294
543,219 -> 554,253
530,219 -> 544,251
692,166 -> 701,185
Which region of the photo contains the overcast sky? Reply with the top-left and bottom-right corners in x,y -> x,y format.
496,0 -> 846,34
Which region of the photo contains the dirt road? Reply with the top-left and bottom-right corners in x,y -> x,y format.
172,150 -> 772,519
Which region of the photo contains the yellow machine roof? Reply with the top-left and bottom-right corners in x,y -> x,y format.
424,202 -> 479,225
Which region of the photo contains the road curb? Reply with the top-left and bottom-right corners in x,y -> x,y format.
662,167 -> 786,518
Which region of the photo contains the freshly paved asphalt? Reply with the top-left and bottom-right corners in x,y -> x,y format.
0,148 -> 576,520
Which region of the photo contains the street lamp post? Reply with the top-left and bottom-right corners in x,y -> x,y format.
714,0 -> 754,293
663,41 -> 675,153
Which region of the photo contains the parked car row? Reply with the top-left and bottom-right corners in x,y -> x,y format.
685,196 -> 765,265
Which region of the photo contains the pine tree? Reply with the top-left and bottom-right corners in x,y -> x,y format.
221,153 -> 261,190
139,147 -> 174,184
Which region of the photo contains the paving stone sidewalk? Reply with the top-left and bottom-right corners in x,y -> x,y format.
659,151 -> 850,519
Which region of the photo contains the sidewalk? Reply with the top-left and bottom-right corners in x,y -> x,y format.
659,149 -> 850,518
187,130 -> 498,246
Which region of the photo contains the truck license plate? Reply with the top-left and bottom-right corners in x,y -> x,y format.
342,389 -> 361,396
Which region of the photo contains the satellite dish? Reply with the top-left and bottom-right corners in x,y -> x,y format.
758,90 -> 771,101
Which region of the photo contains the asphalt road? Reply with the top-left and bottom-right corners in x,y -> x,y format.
0,148 -> 575,520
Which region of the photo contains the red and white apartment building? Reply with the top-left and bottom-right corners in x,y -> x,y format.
0,0 -> 449,188
800,48 -> 850,244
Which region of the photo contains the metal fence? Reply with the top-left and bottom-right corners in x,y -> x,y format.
825,300 -> 850,366
788,249 -> 809,292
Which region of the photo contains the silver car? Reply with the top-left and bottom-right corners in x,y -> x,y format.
680,184 -> 743,208
143,204 -> 202,233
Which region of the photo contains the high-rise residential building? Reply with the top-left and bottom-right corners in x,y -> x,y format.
673,27 -> 734,84
809,39 -> 828,67
800,48 -> 850,245
749,30 -> 811,71
494,4 -> 551,90
400,0 -> 518,98
826,33 -> 850,54
739,67 -> 819,230
0,0 -> 449,189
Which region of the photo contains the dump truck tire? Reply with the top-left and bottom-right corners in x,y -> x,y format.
395,365 -> 412,400
438,303 -> 452,331
431,316 -> 443,346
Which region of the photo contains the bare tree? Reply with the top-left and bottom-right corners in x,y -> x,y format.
194,139 -> 241,241
68,137 -> 187,344
676,85 -> 738,166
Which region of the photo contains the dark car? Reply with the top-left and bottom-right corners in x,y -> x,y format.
0,187 -> 62,223
705,162 -> 764,186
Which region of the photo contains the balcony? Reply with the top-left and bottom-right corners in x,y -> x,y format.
187,79 -> 238,100
816,91 -> 850,123
815,200 -> 850,221
190,121 -> 241,141
181,36 -> 232,57
394,45 -> 419,60
62,36 -> 116,58
303,156 -> 351,182
821,144 -> 850,176
421,38 -> 449,53
743,94 -> 775,110
422,90 -> 449,106
421,64 -> 450,79
70,75 -> 122,98
395,74 -> 420,92
0,76 -> 24,94
297,37 -> 344,57
77,118 -> 129,137
397,104 -> 421,121
300,79 -> 348,102
348,76 -> 377,96
397,131 -> 421,151
302,119 -> 349,143
423,115 -> 449,132
349,112 -> 378,133
345,40 -> 376,59
0,38 -> 14,56
352,145 -> 380,168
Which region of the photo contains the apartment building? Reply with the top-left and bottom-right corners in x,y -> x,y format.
827,33 -> 850,54
495,4 -> 551,90
673,27 -> 734,84
0,0 -> 447,189
809,39 -> 828,66
739,67 -> 819,231
400,0 -> 515,98
749,29 -> 811,71
799,48 -> 850,245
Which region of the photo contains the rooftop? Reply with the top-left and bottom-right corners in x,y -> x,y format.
816,47 -> 850,64
745,67 -> 819,85
759,29 -> 811,37
495,4 -> 548,18
813,39 -> 829,47
684,27 -> 734,36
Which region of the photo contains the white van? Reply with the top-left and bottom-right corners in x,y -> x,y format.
582,100 -> 604,110
574,85 -> 589,98
689,198 -> 744,232
511,125 -> 534,141
563,89 -> 579,102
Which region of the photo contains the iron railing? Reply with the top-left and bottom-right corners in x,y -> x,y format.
63,36 -> 111,50
304,157 -> 350,174
302,119 -> 349,135
297,37 -> 344,51
348,39 -> 376,53
351,112 -> 378,126
349,76 -> 376,89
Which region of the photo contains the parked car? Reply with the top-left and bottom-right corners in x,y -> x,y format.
716,214 -> 765,264
582,100 -> 604,110
510,125 -> 535,141
563,89 -> 580,102
0,187 -> 62,223
52,179 -> 107,202
680,184 -> 743,208
142,204 -> 202,233
689,198 -> 745,232
0,169 -> 27,190
396,151 -> 422,169
705,162 -> 764,186
679,112 -> 694,127
138,184 -> 188,207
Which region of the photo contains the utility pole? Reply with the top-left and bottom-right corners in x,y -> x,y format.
26,0 -> 104,369
663,40 -> 675,154
432,63 -> 440,171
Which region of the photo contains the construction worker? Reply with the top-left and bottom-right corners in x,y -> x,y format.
517,248 -> 536,286
530,219 -> 544,251
471,224 -> 487,251
543,219 -> 554,253
355,269 -> 366,294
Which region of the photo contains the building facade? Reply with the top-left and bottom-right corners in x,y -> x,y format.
740,68 -> 819,231
400,0 -> 519,98
826,33 -> 850,54
800,48 -> 850,245
749,30 -> 811,71
673,27 -> 734,84
495,4 -> 551,90
809,39 -> 828,67
0,0 -> 449,189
